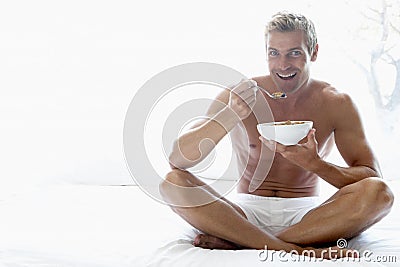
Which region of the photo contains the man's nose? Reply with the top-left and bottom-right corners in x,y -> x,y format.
278,57 -> 290,71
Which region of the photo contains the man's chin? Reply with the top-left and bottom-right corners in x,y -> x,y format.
274,81 -> 301,94
271,78 -> 294,91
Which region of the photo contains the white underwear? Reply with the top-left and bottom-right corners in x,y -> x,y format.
232,193 -> 322,235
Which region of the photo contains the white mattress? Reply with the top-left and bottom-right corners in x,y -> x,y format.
0,182 -> 398,267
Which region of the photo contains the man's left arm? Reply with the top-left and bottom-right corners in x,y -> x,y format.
261,93 -> 381,189
309,127 -> 381,189
314,93 -> 381,188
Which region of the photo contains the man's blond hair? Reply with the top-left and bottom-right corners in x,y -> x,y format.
265,12 -> 318,55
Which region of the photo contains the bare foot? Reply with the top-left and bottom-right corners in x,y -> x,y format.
193,234 -> 358,258
193,234 -> 242,250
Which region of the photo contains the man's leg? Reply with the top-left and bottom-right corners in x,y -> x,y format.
159,169 -> 357,259
159,168 -> 297,251
276,177 -> 394,246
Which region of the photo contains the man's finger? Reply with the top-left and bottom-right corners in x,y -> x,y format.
259,136 -> 275,151
232,79 -> 256,95
307,128 -> 317,145
274,142 -> 288,153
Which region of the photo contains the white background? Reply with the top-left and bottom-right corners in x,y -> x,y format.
0,0 -> 396,196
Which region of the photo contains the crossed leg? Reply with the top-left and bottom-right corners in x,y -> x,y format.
159,169 -> 388,257
276,177 -> 394,246
159,168 -> 294,251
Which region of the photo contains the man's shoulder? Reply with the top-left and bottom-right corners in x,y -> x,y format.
313,80 -> 352,103
251,75 -> 272,85
311,80 -> 357,118
251,75 -> 269,80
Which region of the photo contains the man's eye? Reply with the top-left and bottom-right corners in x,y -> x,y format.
269,51 -> 278,56
290,51 -> 302,56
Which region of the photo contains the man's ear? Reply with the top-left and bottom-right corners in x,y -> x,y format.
311,44 -> 319,62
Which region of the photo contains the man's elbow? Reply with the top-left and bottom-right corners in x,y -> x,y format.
168,151 -> 196,170
369,164 -> 382,178
168,140 -> 202,169
168,154 -> 185,170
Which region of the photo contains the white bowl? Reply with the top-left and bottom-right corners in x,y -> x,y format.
257,121 -> 313,145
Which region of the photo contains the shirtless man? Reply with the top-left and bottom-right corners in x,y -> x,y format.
160,12 -> 394,257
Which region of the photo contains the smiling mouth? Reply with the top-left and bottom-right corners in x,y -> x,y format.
277,72 -> 296,80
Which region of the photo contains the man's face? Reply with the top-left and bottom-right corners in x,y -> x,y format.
266,30 -> 317,94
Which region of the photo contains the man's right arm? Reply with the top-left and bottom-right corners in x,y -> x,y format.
169,80 -> 257,169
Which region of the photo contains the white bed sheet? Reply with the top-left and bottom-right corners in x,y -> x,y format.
0,182 -> 398,267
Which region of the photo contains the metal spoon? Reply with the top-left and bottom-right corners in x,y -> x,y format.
255,85 -> 287,99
